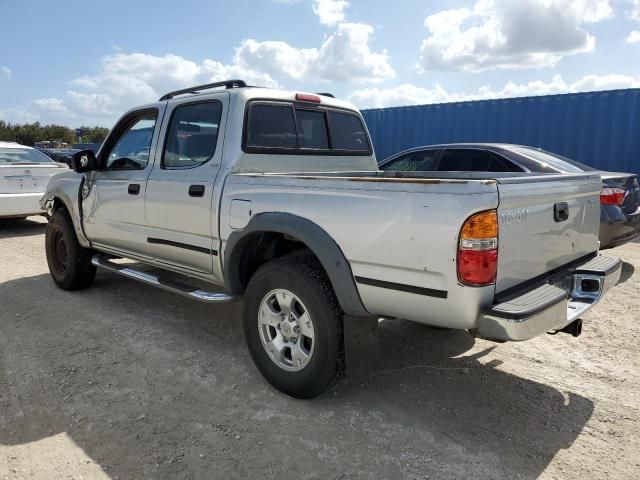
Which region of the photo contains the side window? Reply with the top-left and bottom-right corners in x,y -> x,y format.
381,150 -> 438,171
163,101 -> 223,169
438,149 -> 482,171
487,153 -> 524,172
327,110 -> 369,151
246,104 -> 297,149
438,149 -> 523,172
105,113 -> 157,170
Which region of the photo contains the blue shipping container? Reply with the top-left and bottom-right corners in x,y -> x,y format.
361,88 -> 640,174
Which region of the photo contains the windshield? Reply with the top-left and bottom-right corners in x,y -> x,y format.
0,147 -> 57,165
507,146 -> 597,173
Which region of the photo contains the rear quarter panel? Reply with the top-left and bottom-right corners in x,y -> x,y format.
219,174 -> 499,328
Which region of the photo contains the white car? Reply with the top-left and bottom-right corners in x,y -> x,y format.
0,141 -> 67,219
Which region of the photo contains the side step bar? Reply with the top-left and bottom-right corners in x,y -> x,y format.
91,254 -> 238,304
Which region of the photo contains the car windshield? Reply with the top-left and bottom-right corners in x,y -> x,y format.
0,147 -> 57,165
507,146 -> 597,173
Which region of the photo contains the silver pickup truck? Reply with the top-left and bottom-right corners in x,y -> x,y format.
41,80 -> 621,398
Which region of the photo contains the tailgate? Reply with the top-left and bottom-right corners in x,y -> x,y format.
0,164 -> 64,193
495,174 -> 601,293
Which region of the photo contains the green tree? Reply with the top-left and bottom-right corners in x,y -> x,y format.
78,125 -> 110,143
0,120 -> 109,146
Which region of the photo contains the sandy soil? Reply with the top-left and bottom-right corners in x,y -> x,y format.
1,216 -> 638,479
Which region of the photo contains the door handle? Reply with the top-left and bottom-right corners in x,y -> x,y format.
554,202 -> 569,222
189,185 -> 205,197
128,184 -> 140,195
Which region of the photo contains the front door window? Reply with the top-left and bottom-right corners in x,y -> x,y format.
105,113 -> 158,170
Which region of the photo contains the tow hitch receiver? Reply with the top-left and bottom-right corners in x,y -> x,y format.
549,318 -> 583,337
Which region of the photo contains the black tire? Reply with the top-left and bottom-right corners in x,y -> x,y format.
45,209 -> 96,290
243,254 -> 344,399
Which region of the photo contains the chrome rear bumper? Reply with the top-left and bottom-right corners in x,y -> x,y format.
477,255 -> 622,341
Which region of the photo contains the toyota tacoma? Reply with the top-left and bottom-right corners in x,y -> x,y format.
41,80 -> 621,398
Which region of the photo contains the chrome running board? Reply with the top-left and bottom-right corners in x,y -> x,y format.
91,254 -> 238,304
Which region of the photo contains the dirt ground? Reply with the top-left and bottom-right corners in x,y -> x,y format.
1,216 -> 639,480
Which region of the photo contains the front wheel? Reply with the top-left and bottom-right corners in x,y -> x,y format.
243,254 -> 344,399
45,209 -> 96,290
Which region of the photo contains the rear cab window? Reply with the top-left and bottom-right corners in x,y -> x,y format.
243,101 -> 371,155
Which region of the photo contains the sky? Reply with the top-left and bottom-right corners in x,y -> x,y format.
0,0 -> 639,127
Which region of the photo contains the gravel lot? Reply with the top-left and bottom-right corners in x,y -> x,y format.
1,216 -> 639,480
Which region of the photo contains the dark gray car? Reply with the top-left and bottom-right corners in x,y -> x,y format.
379,143 -> 640,249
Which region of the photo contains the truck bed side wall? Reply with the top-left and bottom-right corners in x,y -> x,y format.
220,174 -> 499,328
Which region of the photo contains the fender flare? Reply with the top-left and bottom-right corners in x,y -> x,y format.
224,212 -> 369,317
43,188 -> 91,248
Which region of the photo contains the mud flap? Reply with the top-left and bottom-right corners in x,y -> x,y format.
343,315 -> 379,384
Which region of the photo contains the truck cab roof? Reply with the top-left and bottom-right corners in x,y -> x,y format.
126,81 -> 359,119
110,80 -> 377,174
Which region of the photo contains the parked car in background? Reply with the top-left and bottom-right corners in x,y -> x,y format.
0,141 -> 67,218
38,148 -> 79,167
379,144 -> 640,249
72,143 -> 102,154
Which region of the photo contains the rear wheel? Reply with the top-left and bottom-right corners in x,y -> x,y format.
45,209 -> 96,290
243,254 -> 344,398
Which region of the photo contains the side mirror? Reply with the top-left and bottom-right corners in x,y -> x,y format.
71,150 -> 98,173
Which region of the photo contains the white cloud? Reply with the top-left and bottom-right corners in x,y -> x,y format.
1,22 -> 393,126
349,84 -> 455,108
70,52 -> 278,104
0,52 -> 281,126
66,92 -> 116,117
630,0 -> 640,20
33,97 -> 72,115
23,18 -> 392,125
349,74 -> 640,109
0,107 -> 37,124
1,66 -> 12,79
235,23 -> 394,83
43,52 -> 279,125
313,0 -> 349,26
234,40 -> 316,81
624,1 -> 640,43
419,0 -> 613,72
627,30 -> 640,43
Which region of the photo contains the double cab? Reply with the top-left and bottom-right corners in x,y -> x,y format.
41,80 -> 621,398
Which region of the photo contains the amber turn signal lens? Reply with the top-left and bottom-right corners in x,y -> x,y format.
460,210 -> 498,240
458,209 -> 499,286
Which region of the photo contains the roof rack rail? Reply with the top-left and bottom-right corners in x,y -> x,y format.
316,92 -> 335,98
159,79 -> 247,101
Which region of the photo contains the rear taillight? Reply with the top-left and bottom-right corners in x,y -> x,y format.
457,210 -> 498,286
600,187 -> 626,206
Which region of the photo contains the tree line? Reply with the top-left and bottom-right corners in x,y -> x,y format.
0,120 -> 109,147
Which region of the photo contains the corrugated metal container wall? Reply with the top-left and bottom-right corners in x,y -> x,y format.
361,88 -> 640,174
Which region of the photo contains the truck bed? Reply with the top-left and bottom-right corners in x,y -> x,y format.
221,170 -> 601,327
